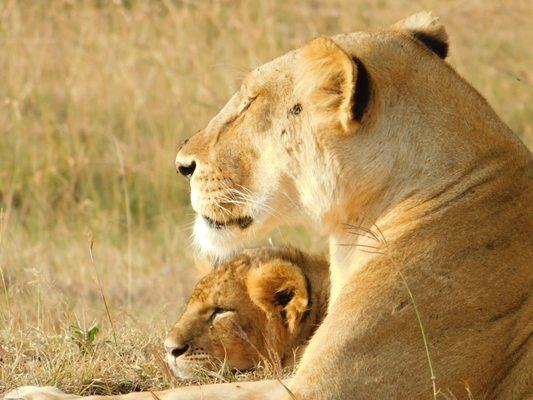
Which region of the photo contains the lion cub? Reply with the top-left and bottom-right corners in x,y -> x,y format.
164,246 -> 329,379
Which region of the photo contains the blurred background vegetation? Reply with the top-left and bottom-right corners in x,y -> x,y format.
1,0 -> 531,394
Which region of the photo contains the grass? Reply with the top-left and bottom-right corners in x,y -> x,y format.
1,0 -> 532,395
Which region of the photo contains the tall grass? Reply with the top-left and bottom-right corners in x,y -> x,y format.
0,0 -> 531,394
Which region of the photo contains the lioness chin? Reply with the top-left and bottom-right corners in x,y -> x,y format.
6,11 -> 532,400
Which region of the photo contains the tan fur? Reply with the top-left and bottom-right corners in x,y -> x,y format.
295,36 -> 357,133
392,11 -> 448,43
164,247 -> 329,380
247,259 -> 309,334
8,11 -> 533,400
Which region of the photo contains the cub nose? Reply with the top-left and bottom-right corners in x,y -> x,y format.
165,343 -> 190,358
176,160 -> 196,179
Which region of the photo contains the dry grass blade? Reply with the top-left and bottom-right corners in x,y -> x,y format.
276,378 -> 298,400
88,237 -> 118,346
398,272 -> 439,400
152,348 -> 175,386
0,208 -> 10,316
112,137 -> 134,311
149,391 -> 162,400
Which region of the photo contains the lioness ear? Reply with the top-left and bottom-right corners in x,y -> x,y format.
296,36 -> 369,133
246,260 -> 308,334
392,11 -> 449,59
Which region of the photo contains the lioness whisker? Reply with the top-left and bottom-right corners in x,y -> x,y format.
337,243 -> 382,251
343,222 -> 383,244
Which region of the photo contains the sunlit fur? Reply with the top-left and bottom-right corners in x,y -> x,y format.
173,10 -> 532,399
163,247 -> 329,380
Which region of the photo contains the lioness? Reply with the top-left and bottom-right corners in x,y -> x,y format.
164,246 -> 329,379
6,11 -> 532,400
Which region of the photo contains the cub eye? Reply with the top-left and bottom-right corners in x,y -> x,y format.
209,307 -> 232,322
288,103 -> 302,116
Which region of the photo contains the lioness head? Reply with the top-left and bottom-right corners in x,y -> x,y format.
164,247 -> 329,379
175,12 -> 450,258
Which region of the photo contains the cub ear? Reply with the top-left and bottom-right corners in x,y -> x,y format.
392,11 -> 449,59
246,260 -> 308,334
296,36 -> 369,133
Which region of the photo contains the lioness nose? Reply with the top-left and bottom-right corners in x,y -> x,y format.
165,343 -> 190,358
176,160 -> 196,179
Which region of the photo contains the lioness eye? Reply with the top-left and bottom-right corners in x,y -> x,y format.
288,103 -> 302,116
241,96 -> 256,112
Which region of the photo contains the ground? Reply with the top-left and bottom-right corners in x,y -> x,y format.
1,0 -> 532,395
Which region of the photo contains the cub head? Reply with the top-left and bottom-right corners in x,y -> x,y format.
175,12 -> 449,258
164,247 -> 329,379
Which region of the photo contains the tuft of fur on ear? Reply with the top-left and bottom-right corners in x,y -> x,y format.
392,11 -> 449,59
296,36 -> 358,133
246,260 -> 308,334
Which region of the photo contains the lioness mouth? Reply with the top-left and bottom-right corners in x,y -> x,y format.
203,215 -> 253,230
